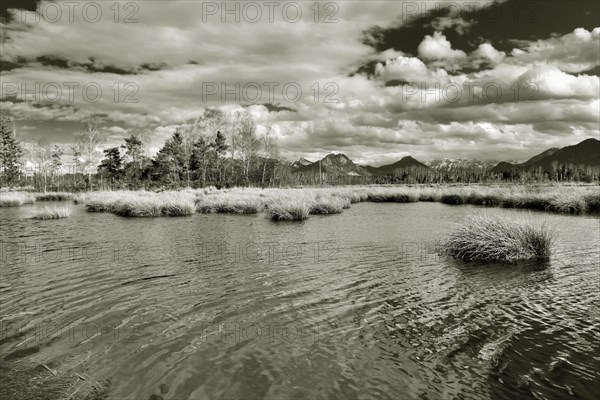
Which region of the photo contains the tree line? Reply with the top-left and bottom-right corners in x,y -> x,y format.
1,110 -> 283,190
1,111 -> 599,190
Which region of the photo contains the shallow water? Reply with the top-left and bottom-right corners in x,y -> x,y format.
1,202 -> 599,400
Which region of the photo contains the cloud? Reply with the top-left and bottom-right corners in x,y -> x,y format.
418,32 -> 467,60
417,32 -> 467,71
374,55 -> 453,86
516,65 -> 599,100
431,16 -> 473,35
511,27 -> 600,73
472,43 -> 505,65
1,1 -> 598,164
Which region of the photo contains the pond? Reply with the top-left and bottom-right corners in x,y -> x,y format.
1,202 -> 599,400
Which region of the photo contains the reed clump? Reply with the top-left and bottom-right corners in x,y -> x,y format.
584,192 -> 600,212
467,193 -> 501,207
366,188 -> 419,203
265,196 -> 311,221
0,192 -> 35,207
440,194 -> 464,205
438,215 -> 554,261
83,191 -> 195,217
30,205 -> 72,219
197,194 -> 264,214
35,192 -> 73,201
309,195 -> 350,214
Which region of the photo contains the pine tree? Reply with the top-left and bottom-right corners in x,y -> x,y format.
122,134 -> 145,186
154,131 -> 186,184
98,147 -> 123,185
0,115 -> 23,187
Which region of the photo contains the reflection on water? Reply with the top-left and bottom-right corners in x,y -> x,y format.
1,202 -> 599,399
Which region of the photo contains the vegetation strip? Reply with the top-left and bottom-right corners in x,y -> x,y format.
2,185 -> 599,220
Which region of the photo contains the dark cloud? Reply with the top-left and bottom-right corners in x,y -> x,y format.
359,0 -> 600,74
262,103 -> 296,113
19,56 -> 166,75
140,62 -> 169,72
363,0 -> 599,54
0,57 -> 27,71
36,55 -> 69,69
0,0 -> 40,22
580,66 -> 600,76
384,79 -> 410,87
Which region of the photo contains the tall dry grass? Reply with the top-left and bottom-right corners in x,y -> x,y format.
81,191 -> 195,217
265,195 -> 311,221
50,184 -> 600,220
35,192 -> 74,201
0,192 -> 35,207
438,215 -> 554,261
30,205 -> 72,219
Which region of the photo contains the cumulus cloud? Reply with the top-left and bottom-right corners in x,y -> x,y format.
516,65 -> 599,99
510,27 -> 600,73
417,32 -> 467,68
472,43 -> 506,65
374,55 -> 452,86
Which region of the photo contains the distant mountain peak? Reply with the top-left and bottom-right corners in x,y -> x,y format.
294,152 -> 372,176
492,137 -> 600,173
291,157 -> 312,169
427,158 -> 500,173
363,155 -> 430,176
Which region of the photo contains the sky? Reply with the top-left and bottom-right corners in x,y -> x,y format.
0,0 -> 599,166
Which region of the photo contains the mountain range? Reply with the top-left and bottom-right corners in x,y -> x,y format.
425,159 -> 503,173
491,138 -> 600,173
290,138 -> 600,177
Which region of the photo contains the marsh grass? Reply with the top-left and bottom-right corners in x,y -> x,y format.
467,193 -> 501,207
35,192 -> 73,201
438,215 -> 554,261
30,206 -> 72,219
342,189 -> 369,203
82,191 -> 195,217
366,188 -> 419,203
0,192 -> 35,207
547,193 -> 588,214
440,194 -> 463,205
113,198 -> 163,217
309,195 -> 350,214
265,196 -> 311,221
416,188 -> 442,202
584,193 -> 600,212
75,185 -> 599,220
505,197 -> 551,211
197,194 -> 264,214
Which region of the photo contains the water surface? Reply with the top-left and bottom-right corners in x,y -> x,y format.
1,202 -> 599,399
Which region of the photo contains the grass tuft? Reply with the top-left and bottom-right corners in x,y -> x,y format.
83,191 -> 195,217
438,215 -> 554,261
35,192 -> 73,201
367,188 -> 419,203
441,194 -> 464,205
468,193 -> 500,207
265,196 -> 310,221
0,192 -> 35,207
309,196 -> 349,214
584,193 -> 600,212
197,194 -> 263,214
30,206 -> 72,219
547,193 -> 587,214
